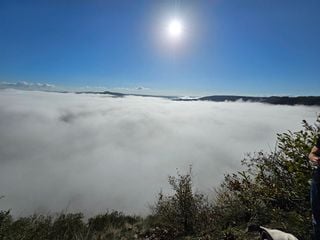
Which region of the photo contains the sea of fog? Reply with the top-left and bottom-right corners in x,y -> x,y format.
0,89 -> 319,216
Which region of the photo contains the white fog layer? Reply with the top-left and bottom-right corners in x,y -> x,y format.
0,89 -> 318,216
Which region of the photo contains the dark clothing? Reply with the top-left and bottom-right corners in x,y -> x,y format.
312,167 -> 320,239
312,137 -> 320,239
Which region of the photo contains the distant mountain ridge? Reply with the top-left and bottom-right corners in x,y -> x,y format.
76,90 -> 177,99
176,95 -> 320,106
74,91 -> 320,106
1,82 -> 319,106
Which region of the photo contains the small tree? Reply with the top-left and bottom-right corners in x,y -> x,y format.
152,166 -> 213,237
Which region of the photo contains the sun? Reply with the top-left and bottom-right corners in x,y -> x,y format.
167,18 -> 184,40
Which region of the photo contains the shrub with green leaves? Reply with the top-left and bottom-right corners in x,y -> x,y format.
212,115 -> 320,239
151,166 -> 214,238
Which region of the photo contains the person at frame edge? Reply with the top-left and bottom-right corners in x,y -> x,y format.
309,136 -> 320,239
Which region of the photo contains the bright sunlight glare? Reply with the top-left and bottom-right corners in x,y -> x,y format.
167,18 -> 183,40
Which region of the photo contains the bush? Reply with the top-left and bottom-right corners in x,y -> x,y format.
151,166 -> 214,238
0,210 -> 141,240
50,213 -> 86,239
212,115 -> 320,239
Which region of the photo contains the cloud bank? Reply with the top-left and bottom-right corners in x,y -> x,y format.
0,89 -> 318,216
0,81 -> 55,91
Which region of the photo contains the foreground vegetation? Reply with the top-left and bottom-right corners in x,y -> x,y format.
1,116 -> 319,239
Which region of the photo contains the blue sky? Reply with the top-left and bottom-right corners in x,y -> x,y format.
0,0 -> 319,96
